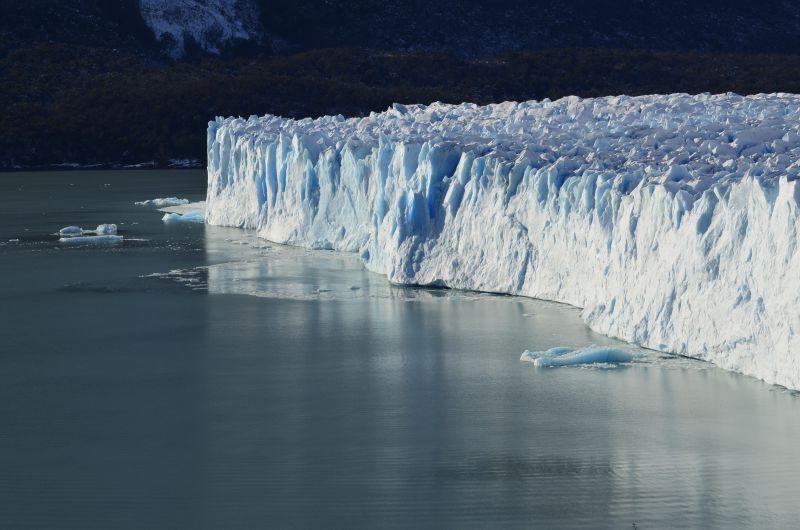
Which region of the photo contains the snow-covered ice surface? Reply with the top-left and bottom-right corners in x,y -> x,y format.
521,346 -> 643,367
206,93 -> 800,389
135,197 -> 190,208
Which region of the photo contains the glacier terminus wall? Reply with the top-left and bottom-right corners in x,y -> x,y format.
206,93 -> 800,389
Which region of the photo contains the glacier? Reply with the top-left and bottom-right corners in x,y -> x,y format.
205,93 -> 800,389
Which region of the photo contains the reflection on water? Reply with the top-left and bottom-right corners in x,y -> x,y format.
156,241 -> 525,302
1,171 -> 799,529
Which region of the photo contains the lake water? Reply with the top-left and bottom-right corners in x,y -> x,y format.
1,170 -> 800,529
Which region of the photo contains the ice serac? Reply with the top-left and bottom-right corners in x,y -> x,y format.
205,93 -> 800,389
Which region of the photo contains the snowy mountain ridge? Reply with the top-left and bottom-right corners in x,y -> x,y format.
206,93 -> 800,388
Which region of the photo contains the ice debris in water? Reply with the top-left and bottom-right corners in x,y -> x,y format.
59,226 -> 83,237
59,235 -> 123,245
58,224 -> 117,236
94,224 -> 117,235
520,346 -> 641,367
135,197 -> 190,207
162,211 -> 205,223
57,224 -> 120,244
205,93 -> 800,389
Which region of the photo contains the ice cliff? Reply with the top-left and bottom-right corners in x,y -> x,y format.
206,93 -> 800,389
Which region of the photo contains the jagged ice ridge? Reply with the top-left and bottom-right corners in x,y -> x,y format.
205,93 -> 800,389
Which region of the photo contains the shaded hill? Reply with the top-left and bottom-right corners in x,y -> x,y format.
4,1 -> 800,58
0,0 -> 153,53
4,1 -> 800,168
5,46 -> 800,168
261,0 -> 800,56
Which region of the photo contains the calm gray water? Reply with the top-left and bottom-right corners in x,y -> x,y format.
1,170 -> 799,529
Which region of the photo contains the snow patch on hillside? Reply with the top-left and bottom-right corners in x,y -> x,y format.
138,0 -> 261,58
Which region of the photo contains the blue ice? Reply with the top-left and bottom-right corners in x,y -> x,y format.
162,211 -> 205,224
520,345 -> 641,367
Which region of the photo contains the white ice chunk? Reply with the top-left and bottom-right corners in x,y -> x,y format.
162,211 -> 205,224
520,346 -> 641,367
59,226 -> 83,237
94,224 -> 117,235
135,197 -> 190,208
59,224 -> 118,237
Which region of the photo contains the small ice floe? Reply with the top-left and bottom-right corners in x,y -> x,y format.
520,345 -> 642,367
57,224 -> 121,245
58,224 -> 118,236
94,224 -> 118,235
59,226 -> 83,237
162,211 -> 205,224
135,197 -> 190,208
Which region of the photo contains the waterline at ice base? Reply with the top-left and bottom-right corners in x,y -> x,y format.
205,93 -> 800,389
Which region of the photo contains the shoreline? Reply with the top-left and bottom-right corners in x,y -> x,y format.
0,161 -> 204,172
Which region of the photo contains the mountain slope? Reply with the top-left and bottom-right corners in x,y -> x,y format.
4,1 -> 800,58
0,0 -> 153,53
259,0 -> 800,56
138,0 -> 263,58
4,1 -> 800,168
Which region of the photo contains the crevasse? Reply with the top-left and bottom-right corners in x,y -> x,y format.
205,93 -> 800,389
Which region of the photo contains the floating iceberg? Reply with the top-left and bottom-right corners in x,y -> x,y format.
521,346 -> 641,367
94,224 -> 117,235
59,226 -> 83,237
135,197 -> 190,208
205,93 -> 800,389
162,211 -> 205,224
58,224 -> 118,237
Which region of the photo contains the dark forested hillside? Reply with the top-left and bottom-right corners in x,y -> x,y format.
5,1 -> 800,57
0,0 -> 153,53
3,1 -> 800,168
260,0 -> 800,56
